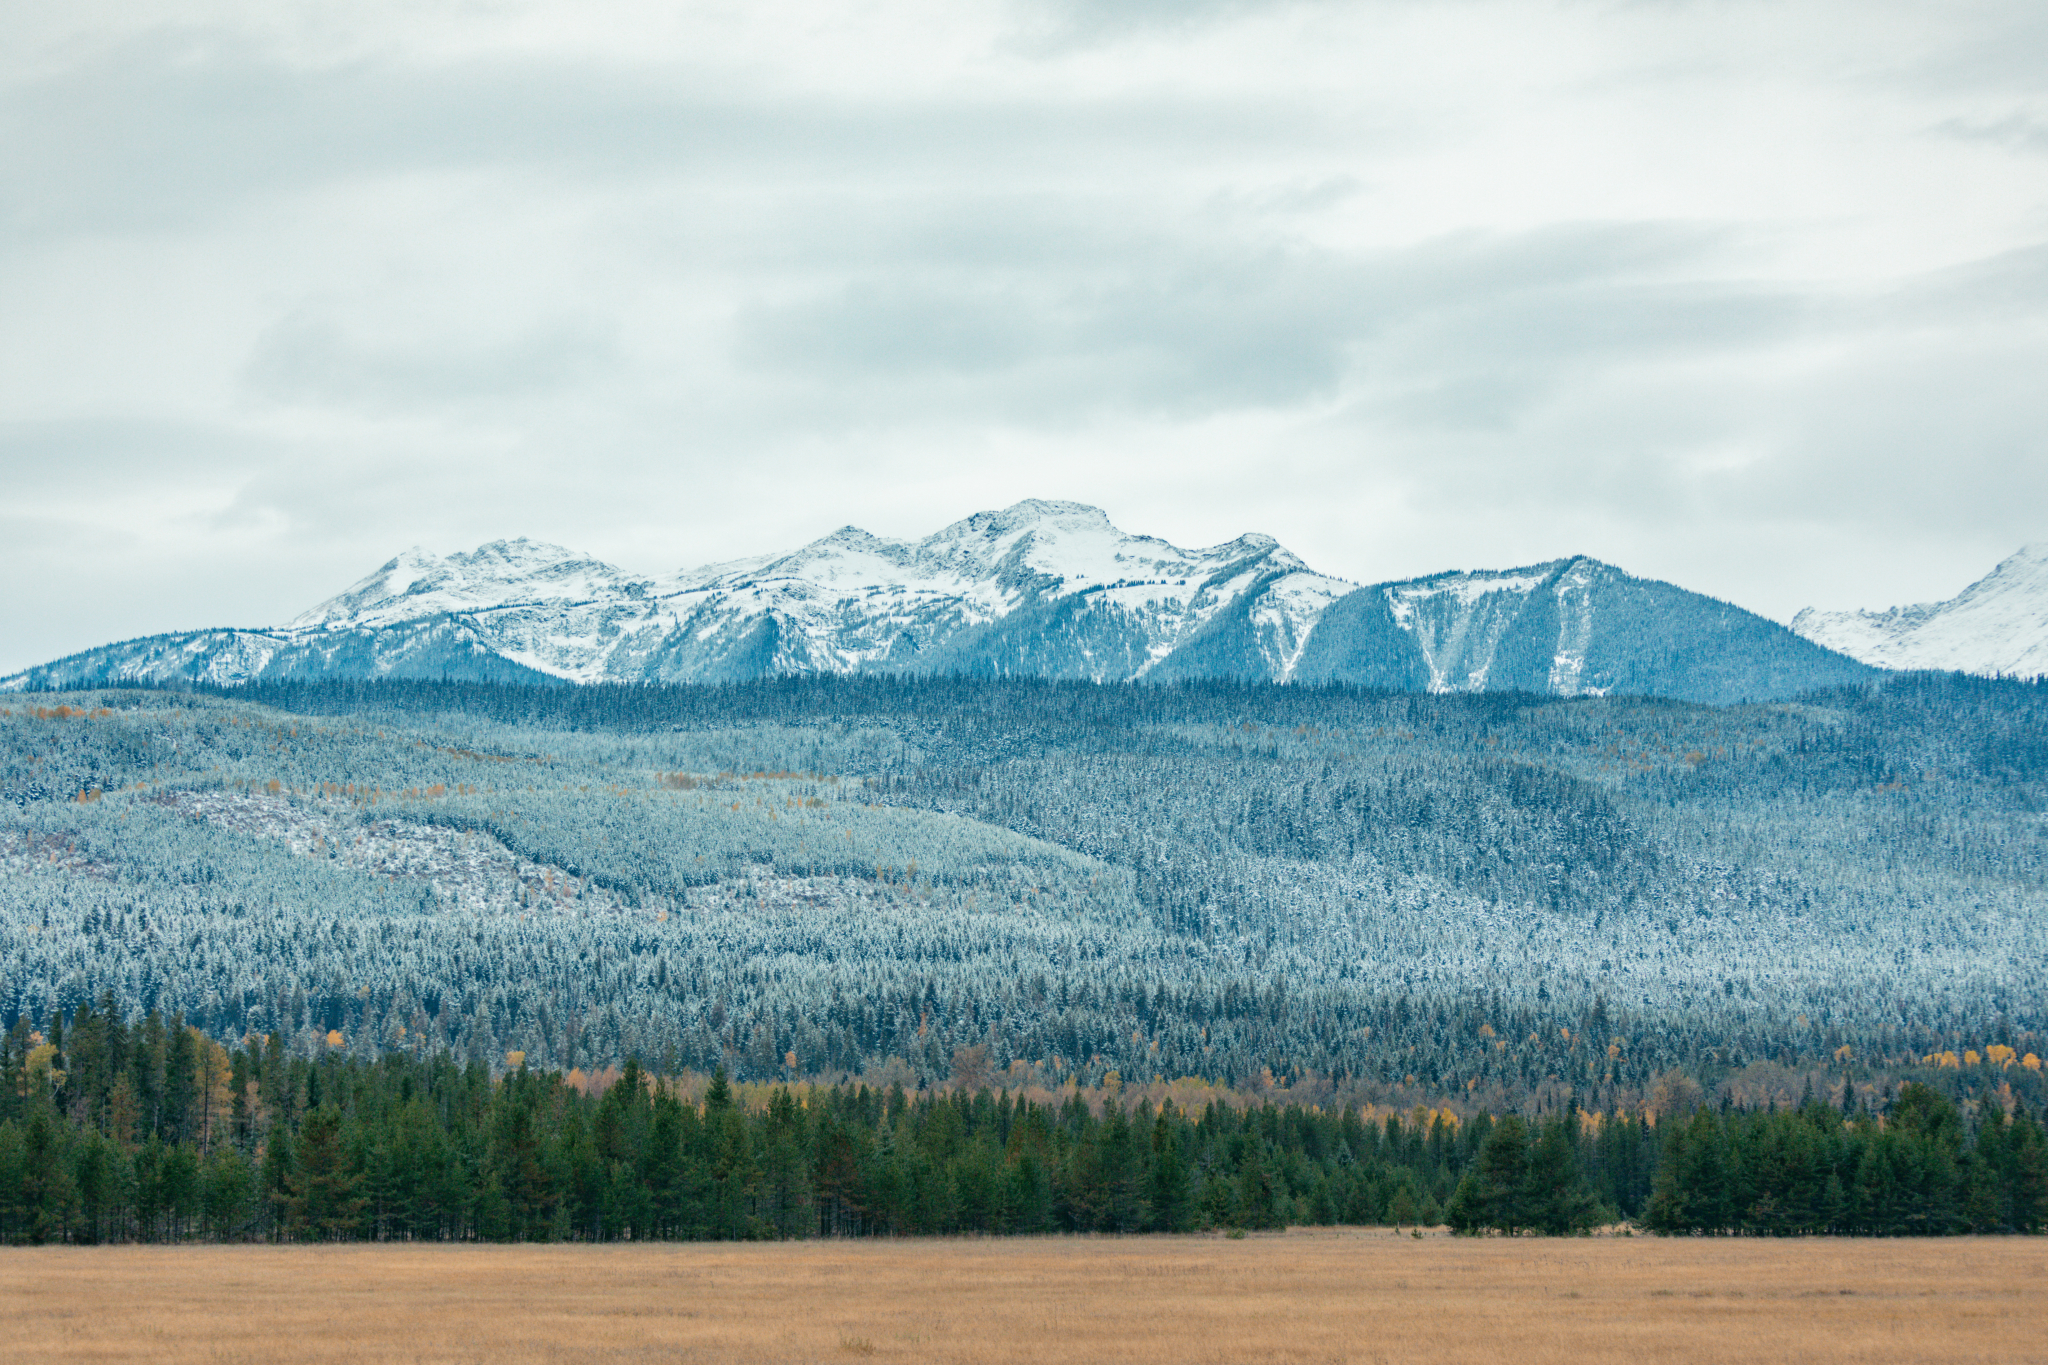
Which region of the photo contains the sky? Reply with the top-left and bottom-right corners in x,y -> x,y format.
3,0 -> 2045,673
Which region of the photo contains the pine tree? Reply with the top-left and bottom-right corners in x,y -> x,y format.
1146,1112 -> 1191,1232
260,1117 -> 294,1240
284,1104 -> 364,1240
2010,1108 -> 2048,1234
486,1074 -> 553,1241
1523,1114 -> 1600,1234
14,1108 -> 78,1244
761,1087 -> 815,1238
203,1143 -> 256,1239
1446,1115 -> 1528,1234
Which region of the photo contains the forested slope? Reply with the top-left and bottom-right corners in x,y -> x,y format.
1,674 -> 2043,1111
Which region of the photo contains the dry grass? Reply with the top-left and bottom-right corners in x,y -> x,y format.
2,1230 -> 2043,1365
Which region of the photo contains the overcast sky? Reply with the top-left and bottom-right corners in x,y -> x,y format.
3,0 -> 2044,672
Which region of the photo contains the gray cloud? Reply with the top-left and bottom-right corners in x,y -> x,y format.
242,311 -> 621,410
1883,242 -> 2048,325
733,218 -> 1799,428
731,241 -> 1372,417
1937,113 -> 2048,156
2,0 -> 2045,671
0,30 -> 1330,237
1899,1 -> 2048,95
1005,0 -> 1330,51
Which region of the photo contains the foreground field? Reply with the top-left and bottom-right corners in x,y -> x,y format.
2,1231 -> 2042,1365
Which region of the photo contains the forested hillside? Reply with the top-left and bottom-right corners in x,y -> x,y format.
2,1007 -> 2042,1244
2,674 -> 2044,1115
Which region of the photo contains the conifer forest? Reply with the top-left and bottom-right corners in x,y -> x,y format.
2,673 -> 2045,1240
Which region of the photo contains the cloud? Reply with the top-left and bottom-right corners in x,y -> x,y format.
1936,113 -> 2048,156
243,310 -> 621,411
0,26 -> 1328,236
1005,0 -> 1331,51
1898,0 -> 2048,96
732,216 -> 1796,428
2,0 -> 2046,671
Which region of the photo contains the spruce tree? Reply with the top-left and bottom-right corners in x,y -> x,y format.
1146,1112 -> 1191,1232
1523,1115 -> 1600,1234
1446,1115 -> 1529,1234
284,1104 -> 364,1240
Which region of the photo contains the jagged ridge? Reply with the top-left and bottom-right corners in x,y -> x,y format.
5,500 -> 1875,702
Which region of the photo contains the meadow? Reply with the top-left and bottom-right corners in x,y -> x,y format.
2,1231 -> 2041,1365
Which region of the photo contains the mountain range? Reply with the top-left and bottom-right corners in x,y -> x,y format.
8,498 -> 2033,702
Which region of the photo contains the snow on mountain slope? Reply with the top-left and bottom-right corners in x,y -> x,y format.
290,539 -> 651,631
1246,570 -> 1355,681
2,503 -> 1356,690
289,538 -> 674,683
1383,565 -> 1556,693
1291,555 -> 1876,704
2,500 -> 1886,701
1546,557 -> 1602,696
638,500 -> 1357,684
1792,544 -> 2048,679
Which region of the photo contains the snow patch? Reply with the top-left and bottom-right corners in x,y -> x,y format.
1384,565 -> 1557,692
1548,559 -> 1606,697
1793,543 -> 2048,679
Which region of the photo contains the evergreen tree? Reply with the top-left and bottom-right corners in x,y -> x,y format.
204,1144 -> 258,1239
1447,1116 -> 1529,1234
1146,1112 -> 1192,1232
761,1087 -> 815,1238
284,1105 -> 364,1240
1523,1115 -> 1601,1234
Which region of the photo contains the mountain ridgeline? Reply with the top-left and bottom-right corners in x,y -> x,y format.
3,501 -> 1876,704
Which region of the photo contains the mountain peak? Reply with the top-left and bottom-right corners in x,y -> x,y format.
755,524 -> 919,582
4,500 -> 1896,702
460,536 -> 592,563
290,536 -> 642,632
991,497 -> 1114,526
1997,542 -> 2048,570
1792,544 -> 2048,679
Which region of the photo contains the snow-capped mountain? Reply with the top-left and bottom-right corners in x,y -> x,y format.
2,499 -> 1876,702
1291,555 -> 1873,704
631,501 -> 1356,684
289,538 -> 674,683
1791,544 -> 2048,680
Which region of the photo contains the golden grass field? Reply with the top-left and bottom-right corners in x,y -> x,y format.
2,1230 -> 2042,1365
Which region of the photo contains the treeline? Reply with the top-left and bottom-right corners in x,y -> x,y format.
1644,1087 -> 2048,1235
3,1004 -> 2043,1243
0,1002 -> 1633,1243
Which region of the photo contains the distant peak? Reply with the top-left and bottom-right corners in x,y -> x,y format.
782,523 -> 909,559
459,537 -> 591,563
1381,556 -> 1579,589
371,538 -> 599,574
974,499 -> 1116,533
1218,531 -> 1280,551
1001,497 -> 1109,518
